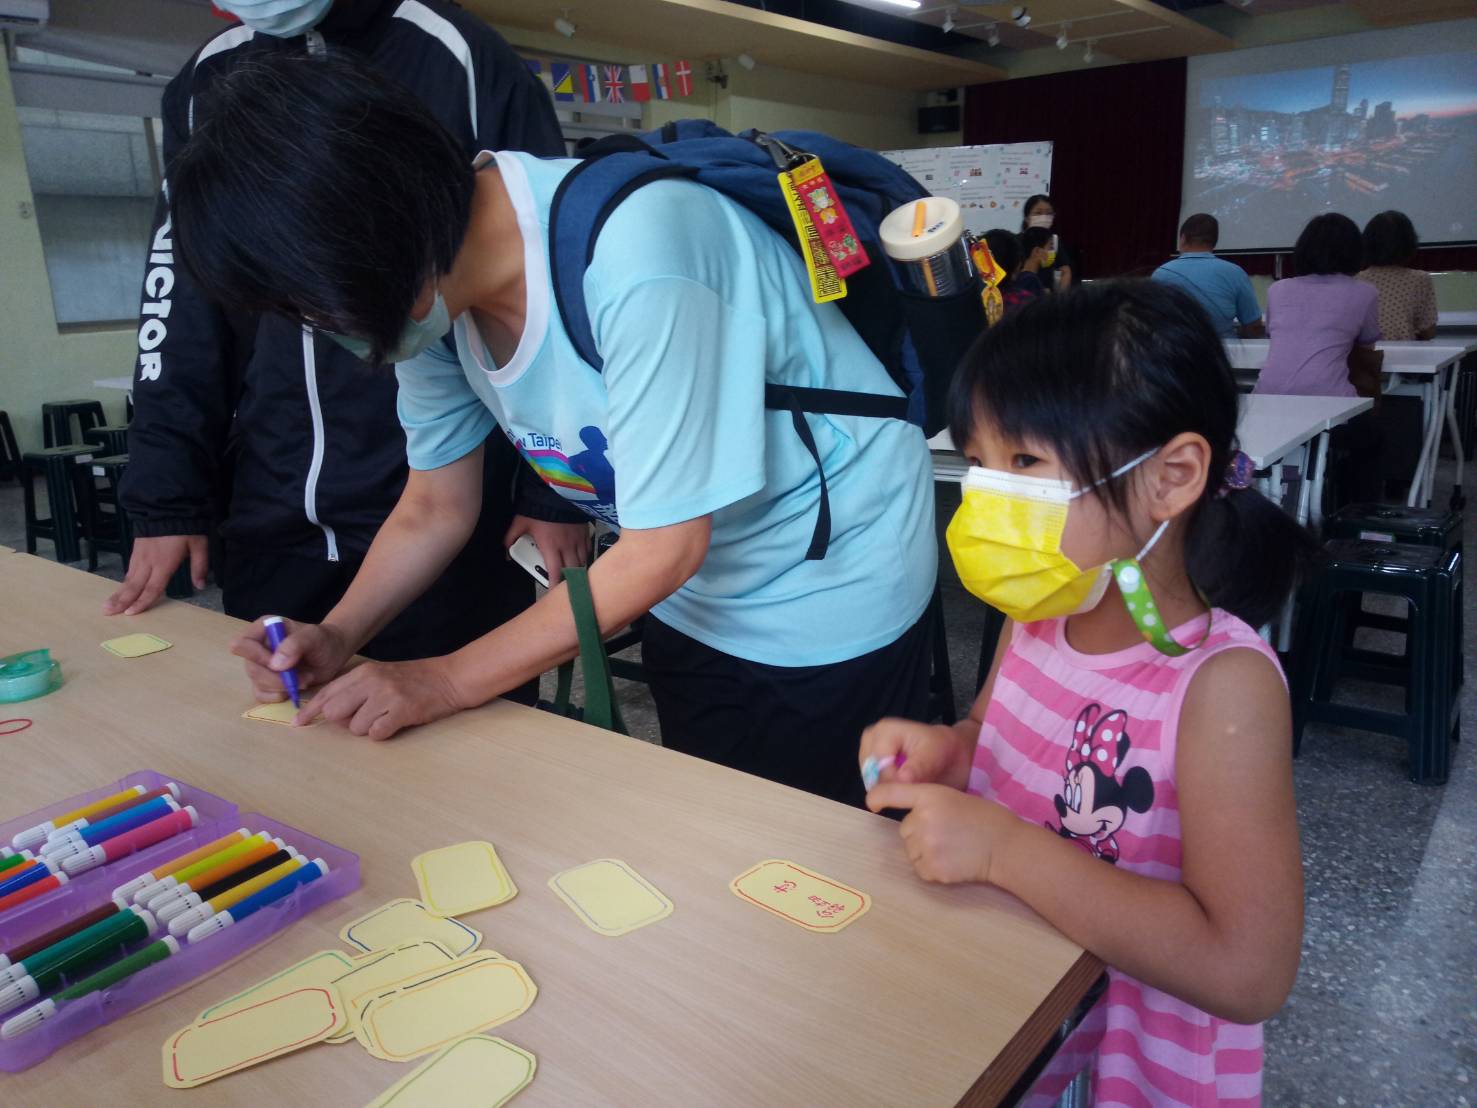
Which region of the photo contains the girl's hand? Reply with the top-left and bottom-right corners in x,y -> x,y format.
859,718 -> 972,789
865,783 -> 1015,885
295,657 -> 466,739
231,618 -> 354,702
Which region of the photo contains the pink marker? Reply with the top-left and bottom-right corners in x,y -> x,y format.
61,807 -> 199,877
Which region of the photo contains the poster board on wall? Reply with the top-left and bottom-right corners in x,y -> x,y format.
880,142 -> 1053,236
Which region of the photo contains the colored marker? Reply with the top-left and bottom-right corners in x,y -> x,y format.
262,616 -> 301,709
132,830 -> 270,906
0,858 -> 51,897
111,828 -> 252,907
0,907 -> 156,1014
1,936 -> 181,1039
155,845 -> 296,922
0,851 -> 33,876
0,871 -> 67,915
0,905 -> 154,991
148,836 -> 285,913
860,752 -> 907,792
0,902 -> 120,972
61,806 -> 199,877
44,784 -> 180,844
10,785 -> 148,851
187,858 -> 328,944
42,796 -> 181,859
168,856 -> 307,938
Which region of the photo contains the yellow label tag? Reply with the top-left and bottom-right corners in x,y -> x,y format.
778,161 -> 846,304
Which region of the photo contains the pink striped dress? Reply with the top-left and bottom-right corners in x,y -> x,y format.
971,611 -> 1279,1107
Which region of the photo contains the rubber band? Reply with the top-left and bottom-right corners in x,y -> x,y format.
0,719 -> 34,736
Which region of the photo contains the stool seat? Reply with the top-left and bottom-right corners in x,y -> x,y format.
1291,538 -> 1461,785
82,424 -> 129,457
41,400 -> 106,449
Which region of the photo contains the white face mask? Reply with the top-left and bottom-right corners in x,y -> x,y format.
1027,213 -> 1055,230
216,0 -> 333,38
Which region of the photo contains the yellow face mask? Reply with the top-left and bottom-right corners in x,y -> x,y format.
944,452 -> 1155,625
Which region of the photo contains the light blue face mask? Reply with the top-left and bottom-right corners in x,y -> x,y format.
216,0 -> 333,38
322,291 -> 452,365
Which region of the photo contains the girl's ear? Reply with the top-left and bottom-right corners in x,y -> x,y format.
1147,431 -> 1211,523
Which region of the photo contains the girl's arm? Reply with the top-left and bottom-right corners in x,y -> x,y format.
872,647 -> 1303,1024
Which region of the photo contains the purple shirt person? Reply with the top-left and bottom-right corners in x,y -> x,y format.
1255,214 -> 1381,398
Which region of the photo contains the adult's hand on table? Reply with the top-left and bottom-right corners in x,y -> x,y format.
231,617 -> 355,703
295,657 -> 466,740
103,534 -> 208,615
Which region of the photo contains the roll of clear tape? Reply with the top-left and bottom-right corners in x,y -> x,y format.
0,650 -> 63,703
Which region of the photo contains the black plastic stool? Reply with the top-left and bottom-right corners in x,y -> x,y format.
1290,539 -> 1461,784
1325,504 -> 1464,695
79,453 -> 133,571
22,445 -> 94,563
41,400 -> 106,448
82,424 -> 129,457
0,411 -> 20,484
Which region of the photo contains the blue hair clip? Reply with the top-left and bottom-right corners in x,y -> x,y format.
1218,450 -> 1255,498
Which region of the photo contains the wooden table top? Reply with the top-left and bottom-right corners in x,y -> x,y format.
0,554 -> 1100,1106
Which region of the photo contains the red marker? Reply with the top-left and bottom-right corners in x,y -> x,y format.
0,872 -> 68,914
60,807 -> 199,877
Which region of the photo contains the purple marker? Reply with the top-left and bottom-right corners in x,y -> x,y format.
262,616 -> 300,709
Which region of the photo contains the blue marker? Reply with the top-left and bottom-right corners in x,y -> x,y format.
40,796 -> 181,860
185,858 -> 328,943
0,859 -> 57,900
262,616 -> 301,709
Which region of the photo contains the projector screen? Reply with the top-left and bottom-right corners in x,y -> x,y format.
1182,19 -> 1477,252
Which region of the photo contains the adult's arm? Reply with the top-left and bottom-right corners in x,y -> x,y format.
108,71 -> 238,614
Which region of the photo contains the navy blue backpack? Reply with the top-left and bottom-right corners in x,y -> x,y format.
548,119 -> 985,559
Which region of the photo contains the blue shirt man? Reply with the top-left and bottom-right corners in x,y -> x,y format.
1152,213 -> 1265,338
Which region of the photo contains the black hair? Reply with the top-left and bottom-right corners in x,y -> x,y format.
1020,193 -> 1054,230
1362,210 -> 1419,268
1020,226 -> 1053,253
1179,212 -> 1219,249
168,51 -> 475,366
948,279 -> 1314,628
1292,212 -> 1363,277
983,229 -> 1021,277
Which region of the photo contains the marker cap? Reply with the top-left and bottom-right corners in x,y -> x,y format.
167,904 -> 213,938
0,997 -> 56,1040
61,850 -> 104,877
0,975 -> 41,1018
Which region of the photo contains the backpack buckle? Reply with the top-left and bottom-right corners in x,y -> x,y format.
753,132 -> 809,172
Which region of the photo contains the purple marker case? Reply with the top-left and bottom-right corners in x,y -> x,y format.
0,771 -> 359,1072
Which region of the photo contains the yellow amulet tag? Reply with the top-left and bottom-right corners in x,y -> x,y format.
983,285 -> 1004,325
778,158 -> 846,304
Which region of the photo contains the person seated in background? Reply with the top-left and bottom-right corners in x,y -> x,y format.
982,229 -> 1042,316
1255,213 -> 1384,504
1358,210 -> 1438,342
1020,194 -> 1073,290
1151,213 -> 1265,338
1019,227 -> 1056,288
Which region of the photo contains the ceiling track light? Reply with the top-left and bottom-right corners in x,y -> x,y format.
553,7 -> 576,37
1056,22 -> 1070,50
1011,5 -> 1031,28
1083,39 -> 1095,63
985,22 -> 1000,46
941,6 -> 957,34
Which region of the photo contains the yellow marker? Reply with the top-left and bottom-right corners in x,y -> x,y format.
911,199 -> 927,238
113,829 -> 253,906
167,857 -> 307,939
137,832 -> 271,907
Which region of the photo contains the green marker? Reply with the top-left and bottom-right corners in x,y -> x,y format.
0,906 -> 156,1013
0,851 -> 33,876
0,937 -> 181,1039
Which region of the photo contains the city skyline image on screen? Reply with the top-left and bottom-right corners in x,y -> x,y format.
1182,19 -> 1477,252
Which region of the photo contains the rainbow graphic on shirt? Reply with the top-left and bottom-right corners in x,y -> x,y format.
520,446 -> 597,495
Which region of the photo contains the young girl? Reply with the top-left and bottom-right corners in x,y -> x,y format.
861,281 -> 1308,1106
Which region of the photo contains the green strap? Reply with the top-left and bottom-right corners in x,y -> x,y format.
559,566 -> 627,735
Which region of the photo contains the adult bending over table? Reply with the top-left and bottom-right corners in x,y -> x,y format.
169,53 -> 938,806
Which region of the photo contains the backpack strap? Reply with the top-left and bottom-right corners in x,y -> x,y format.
548,143 -> 696,370
552,565 -> 627,735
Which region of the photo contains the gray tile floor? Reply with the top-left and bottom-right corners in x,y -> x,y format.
2,466 -> 1473,1106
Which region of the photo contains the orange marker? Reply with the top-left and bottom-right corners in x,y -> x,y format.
111,828 -> 253,907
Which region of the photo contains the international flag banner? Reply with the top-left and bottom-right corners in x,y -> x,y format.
651,62 -> 671,100
674,59 -> 693,98
551,62 -> 575,102
603,65 -> 626,103
628,63 -> 651,102
576,63 -> 600,102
